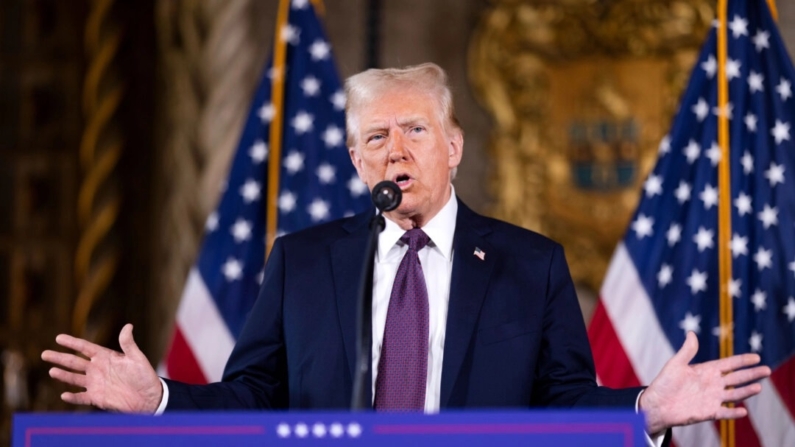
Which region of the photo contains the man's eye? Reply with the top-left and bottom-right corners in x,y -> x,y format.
367,134 -> 384,143
411,126 -> 425,133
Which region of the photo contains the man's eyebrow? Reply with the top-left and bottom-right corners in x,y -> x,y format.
362,122 -> 389,134
397,116 -> 430,126
361,116 -> 430,134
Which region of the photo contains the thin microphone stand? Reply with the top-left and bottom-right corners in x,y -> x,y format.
351,181 -> 400,410
351,212 -> 384,410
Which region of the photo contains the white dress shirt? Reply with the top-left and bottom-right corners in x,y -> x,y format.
372,188 -> 457,413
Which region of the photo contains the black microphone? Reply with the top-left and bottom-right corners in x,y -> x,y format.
371,180 -> 402,212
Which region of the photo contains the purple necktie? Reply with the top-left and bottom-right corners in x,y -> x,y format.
374,228 -> 430,411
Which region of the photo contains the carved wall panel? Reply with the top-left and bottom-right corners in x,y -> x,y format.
0,0 -> 157,440
469,0 -> 714,291
0,0 -> 85,441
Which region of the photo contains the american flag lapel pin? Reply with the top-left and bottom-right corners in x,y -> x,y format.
473,247 -> 485,261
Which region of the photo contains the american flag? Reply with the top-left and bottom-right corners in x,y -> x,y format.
160,0 -> 370,384
588,1 -> 795,446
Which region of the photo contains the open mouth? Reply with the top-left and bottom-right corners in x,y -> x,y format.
394,174 -> 412,188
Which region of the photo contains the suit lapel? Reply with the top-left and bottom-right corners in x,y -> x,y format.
330,211 -> 371,391
440,201 -> 495,407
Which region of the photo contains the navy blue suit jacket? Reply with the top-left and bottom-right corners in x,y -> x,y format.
165,198 -> 642,410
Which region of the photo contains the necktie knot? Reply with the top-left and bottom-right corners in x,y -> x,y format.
401,228 -> 430,252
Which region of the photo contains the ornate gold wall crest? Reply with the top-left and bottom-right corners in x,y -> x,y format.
469,0 -> 714,291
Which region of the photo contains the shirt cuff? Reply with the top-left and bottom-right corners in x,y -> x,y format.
154,378 -> 169,415
636,389 -> 665,447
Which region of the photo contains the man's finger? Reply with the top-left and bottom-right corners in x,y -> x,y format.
55,334 -> 102,358
673,331 -> 699,365
61,391 -> 93,407
49,367 -> 88,389
723,365 -> 771,387
118,324 -> 142,358
724,383 -> 763,403
715,406 -> 749,420
41,350 -> 89,372
707,353 -> 763,374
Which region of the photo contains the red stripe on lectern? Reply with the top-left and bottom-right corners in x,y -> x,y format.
373,423 -> 634,447
26,426 -> 265,447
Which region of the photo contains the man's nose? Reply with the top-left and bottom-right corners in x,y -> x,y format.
387,131 -> 408,162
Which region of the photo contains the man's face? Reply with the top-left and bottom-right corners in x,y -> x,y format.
348,87 -> 463,226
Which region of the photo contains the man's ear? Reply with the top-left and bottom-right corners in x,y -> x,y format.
447,129 -> 464,169
349,147 -> 365,180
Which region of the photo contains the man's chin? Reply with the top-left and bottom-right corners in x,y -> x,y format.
389,205 -> 418,218
384,203 -> 419,222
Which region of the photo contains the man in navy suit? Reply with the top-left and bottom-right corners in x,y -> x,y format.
43,63 -> 769,439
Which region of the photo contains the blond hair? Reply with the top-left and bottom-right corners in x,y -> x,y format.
344,62 -> 462,147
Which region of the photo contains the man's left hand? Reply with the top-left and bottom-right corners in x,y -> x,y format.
640,331 -> 771,435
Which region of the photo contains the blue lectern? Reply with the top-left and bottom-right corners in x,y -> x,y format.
14,410 -> 646,446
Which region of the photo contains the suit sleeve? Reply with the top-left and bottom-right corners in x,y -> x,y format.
165,237 -> 289,410
531,244 -> 643,408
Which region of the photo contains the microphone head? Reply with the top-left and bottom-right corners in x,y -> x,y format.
371,181 -> 402,212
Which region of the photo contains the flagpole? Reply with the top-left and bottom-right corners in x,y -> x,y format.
310,0 -> 325,15
767,0 -> 778,21
716,0 -> 734,446
266,0 -> 291,257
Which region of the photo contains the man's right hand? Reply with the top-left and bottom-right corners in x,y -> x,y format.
41,323 -> 163,413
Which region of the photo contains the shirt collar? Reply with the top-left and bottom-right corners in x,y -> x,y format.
377,186 -> 458,261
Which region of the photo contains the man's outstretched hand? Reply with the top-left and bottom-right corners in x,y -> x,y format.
640,331 -> 771,435
41,324 -> 163,413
